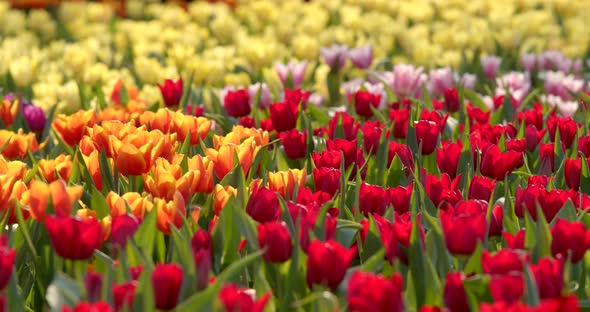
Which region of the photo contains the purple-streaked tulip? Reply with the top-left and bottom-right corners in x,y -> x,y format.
275,61 -> 307,89
320,44 -> 348,70
348,45 -> 373,69
481,55 -> 501,80
521,53 -> 537,72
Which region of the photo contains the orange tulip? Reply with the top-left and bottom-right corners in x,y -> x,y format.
205,139 -> 260,180
0,129 -> 42,159
267,169 -> 307,199
0,174 -> 28,224
138,109 -> 174,133
97,107 -> 131,123
171,113 -> 211,145
82,150 -> 103,191
38,154 -> 73,183
87,121 -> 142,157
170,154 -> 214,194
111,79 -> 139,106
143,158 -> 201,201
154,191 -> 186,235
53,110 -> 97,146
0,156 -> 27,179
110,130 -> 178,176
106,191 -> 153,218
212,125 -> 270,149
212,184 -> 237,215
79,136 -> 98,156
21,179 -> 83,223
0,99 -> 18,127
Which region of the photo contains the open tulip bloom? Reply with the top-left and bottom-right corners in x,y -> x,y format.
3,1 -> 590,312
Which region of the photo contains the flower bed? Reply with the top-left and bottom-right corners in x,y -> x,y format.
1,1 -> 590,311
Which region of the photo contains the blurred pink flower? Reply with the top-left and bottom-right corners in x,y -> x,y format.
275,61 -> 307,89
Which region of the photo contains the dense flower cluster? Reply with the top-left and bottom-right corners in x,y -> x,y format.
2,1 -> 590,312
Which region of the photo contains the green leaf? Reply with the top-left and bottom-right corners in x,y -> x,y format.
461,88 -> 489,112
46,273 -> 82,312
180,72 -> 195,111
360,215 -> 383,262
90,187 -> 110,219
523,265 -> 541,306
464,275 -> 492,312
464,242 -> 484,275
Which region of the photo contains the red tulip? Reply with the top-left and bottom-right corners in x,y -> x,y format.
539,143 -> 555,173
506,139 -> 526,153
312,150 -> 342,169
489,274 -> 524,304
547,115 -> 578,149
466,104 -> 490,125
284,88 -> 310,109
246,186 -> 281,223
359,183 -> 387,216
130,265 -> 143,281
354,90 -> 381,117
0,235 -> 15,291
270,101 -> 298,132
110,215 -> 140,250
503,230 -> 526,249
425,173 -> 462,210
437,140 -> 463,179
441,202 -> 487,255
525,125 -> 546,152
419,306 -> 448,312
578,135 -> 590,157
389,108 -> 410,139
361,120 -> 387,154
258,221 -> 292,263
479,143 -> 523,180
306,240 -> 355,290
443,88 -> 460,112
219,284 -> 271,312
468,175 -> 496,201
515,185 -> 570,222
529,257 -> 564,299
328,112 -> 358,141
313,167 -> 341,197
415,120 -> 441,155
347,271 -> 405,312
517,103 -> 544,130
565,158 -> 582,190
158,79 -> 183,107
191,229 -> 212,290
326,139 -> 364,171
113,282 -> 136,312
279,129 -> 307,159
152,263 -> 183,310
489,204 -> 504,237
224,89 -> 251,117
551,219 -> 590,263
84,272 -> 103,303
388,141 -> 414,169
45,216 -> 102,260
444,272 -> 469,312
482,249 -> 524,275
385,185 -> 412,214
62,301 -> 113,312
420,109 -> 448,129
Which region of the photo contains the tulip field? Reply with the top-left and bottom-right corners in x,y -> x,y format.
3,0 -> 590,311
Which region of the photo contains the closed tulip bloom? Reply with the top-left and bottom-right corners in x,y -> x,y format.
482,249 -> 524,275
246,186 -> 280,223
267,169 -> 306,199
347,271 -> 404,312
269,101 -> 298,132
489,274 -> 524,304
0,98 -> 18,127
388,141 -> 414,169
320,44 -> 348,70
415,120 -> 441,155
312,150 -> 342,169
275,61 -> 307,89
258,221 -> 292,263
354,90 -> 381,117
22,102 -> 46,132
84,272 -> 103,303
444,272 -> 470,312
45,216 -> 103,260
0,235 -> 15,291
468,175 -> 496,201
530,257 -> 564,299
565,158 -> 582,190
223,89 -> 251,117
441,203 -> 487,256
443,88 -> 460,112
547,115 -> 578,149
306,240 -> 355,290
385,185 -> 412,214
158,78 -> 183,107
481,55 -> 501,80
425,173 -> 462,210
38,154 -> 72,183
152,264 -> 183,310
348,45 -> 373,69
154,191 -> 186,235
23,179 -> 83,223
437,140 -> 463,179
503,230 -> 526,250
110,215 -> 140,250
279,129 -> 307,159
479,143 -> 523,180
551,219 -> 590,263
113,282 -> 136,312
389,109 -> 410,139
219,284 -> 271,312
359,183 -> 387,216
313,167 -> 341,197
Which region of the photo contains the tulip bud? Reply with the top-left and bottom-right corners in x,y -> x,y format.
84,272 -> 103,303
258,221 -> 292,263
152,264 -> 183,310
